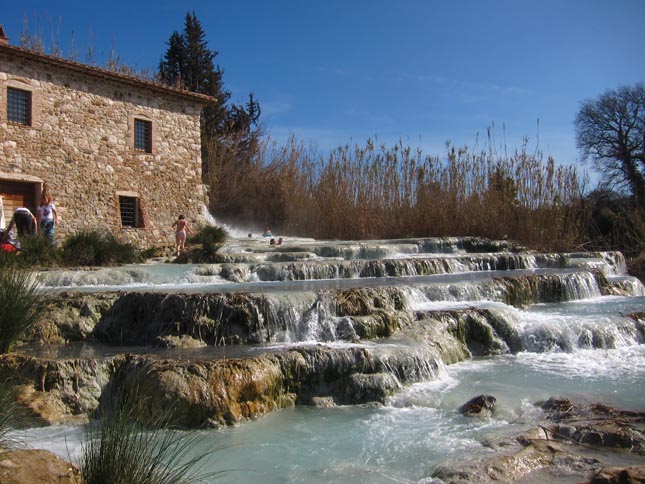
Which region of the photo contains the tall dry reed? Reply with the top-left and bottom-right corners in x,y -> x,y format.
208,135 -> 587,250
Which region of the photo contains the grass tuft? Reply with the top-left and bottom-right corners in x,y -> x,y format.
0,267 -> 46,353
189,225 -> 228,249
17,234 -> 62,267
77,372 -> 217,484
0,383 -> 23,448
61,230 -> 140,266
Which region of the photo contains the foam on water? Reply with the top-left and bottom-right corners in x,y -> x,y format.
513,346 -> 645,381
16,346 -> 642,484
11,231 -> 645,482
411,295 -> 645,354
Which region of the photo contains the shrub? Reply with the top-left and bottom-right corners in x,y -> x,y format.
188,225 -> 228,251
61,230 -> 140,266
583,189 -> 645,255
0,268 -> 45,353
17,234 -> 62,267
0,234 -> 60,269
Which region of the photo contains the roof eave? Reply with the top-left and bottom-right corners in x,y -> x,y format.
0,43 -> 217,105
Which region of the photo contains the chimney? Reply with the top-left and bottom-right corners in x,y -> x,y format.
0,25 -> 8,45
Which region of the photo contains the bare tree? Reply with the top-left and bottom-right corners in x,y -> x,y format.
575,83 -> 645,206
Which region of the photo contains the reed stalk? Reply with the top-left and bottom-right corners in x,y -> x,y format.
208,135 -> 586,250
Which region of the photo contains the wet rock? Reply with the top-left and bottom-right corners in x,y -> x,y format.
496,271 -> 609,307
25,293 -> 117,345
13,384 -> 70,426
335,287 -> 406,325
88,344 -> 440,427
334,317 -> 359,341
539,399 -> 645,455
84,289 -> 411,347
445,309 -> 513,356
0,449 -> 80,484
345,372 -> 399,403
309,396 -> 336,408
154,335 -> 207,348
432,439 -> 597,484
92,292 -> 265,345
431,397 -> 645,483
1,340 -> 447,429
403,314 -> 471,364
582,466 -> 645,484
540,395 -> 576,418
459,394 -> 496,418
0,354 -> 113,422
218,264 -> 250,282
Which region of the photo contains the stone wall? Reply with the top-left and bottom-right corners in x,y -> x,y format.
0,49 -> 208,248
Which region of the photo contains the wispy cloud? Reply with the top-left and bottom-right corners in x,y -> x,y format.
261,101 -> 292,118
399,72 -> 529,97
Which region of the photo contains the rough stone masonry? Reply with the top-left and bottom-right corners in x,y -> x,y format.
0,32 -> 213,247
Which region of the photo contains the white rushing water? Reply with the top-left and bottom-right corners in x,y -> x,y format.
12,342 -> 644,483
11,236 -> 645,483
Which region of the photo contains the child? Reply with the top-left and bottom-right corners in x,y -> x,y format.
37,194 -> 58,244
172,214 -> 192,256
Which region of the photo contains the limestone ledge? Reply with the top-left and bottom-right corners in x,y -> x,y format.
431,397 -> 645,483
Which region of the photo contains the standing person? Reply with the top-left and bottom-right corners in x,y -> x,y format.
36,193 -> 58,244
0,195 -> 5,230
4,207 -> 38,241
172,214 -> 192,256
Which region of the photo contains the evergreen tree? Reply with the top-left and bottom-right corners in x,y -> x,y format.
158,12 -> 260,161
158,31 -> 185,88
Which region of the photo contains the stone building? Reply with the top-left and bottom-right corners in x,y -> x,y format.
0,26 -> 215,247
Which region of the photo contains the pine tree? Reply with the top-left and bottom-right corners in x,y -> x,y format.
158,12 -> 260,160
158,31 -> 185,88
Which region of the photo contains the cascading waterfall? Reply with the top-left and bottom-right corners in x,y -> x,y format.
8,235 -> 645,484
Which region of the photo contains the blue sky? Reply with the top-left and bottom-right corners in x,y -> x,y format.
4,0 -> 645,168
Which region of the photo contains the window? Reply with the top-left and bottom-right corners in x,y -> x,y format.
134,118 -> 152,153
7,88 -> 32,125
119,196 -> 144,228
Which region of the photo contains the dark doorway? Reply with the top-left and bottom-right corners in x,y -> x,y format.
0,178 -> 41,222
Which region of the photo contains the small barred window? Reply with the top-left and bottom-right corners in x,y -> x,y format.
134,118 -> 152,153
7,88 -> 32,125
119,196 -> 144,228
